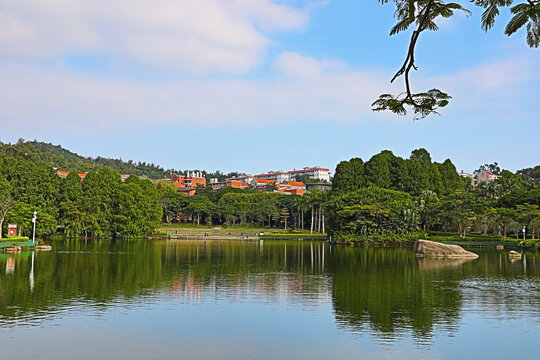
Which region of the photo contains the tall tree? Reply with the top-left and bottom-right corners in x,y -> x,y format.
0,179 -> 14,239
332,157 -> 366,193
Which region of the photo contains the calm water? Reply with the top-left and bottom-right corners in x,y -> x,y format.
1,239 -> 539,359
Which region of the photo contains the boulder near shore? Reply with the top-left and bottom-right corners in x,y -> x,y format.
414,240 -> 479,259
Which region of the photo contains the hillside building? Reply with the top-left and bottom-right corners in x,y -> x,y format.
475,170 -> 499,187
288,167 -> 331,182
210,179 -> 250,191
171,172 -> 207,189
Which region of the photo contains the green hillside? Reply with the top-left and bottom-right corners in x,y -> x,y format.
0,139 -> 175,179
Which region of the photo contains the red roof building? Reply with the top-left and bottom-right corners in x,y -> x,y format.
210,180 -> 250,191
171,173 -> 207,188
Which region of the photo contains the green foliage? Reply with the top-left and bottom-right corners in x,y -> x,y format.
0,153 -> 162,238
332,149 -> 462,197
372,89 -> 451,119
332,158 -> 365,193
329,148 -> 539,244
517,165 -> 540,184
0,139 -> 177,179
326,186 -> 413,241
2,141 -> 539,245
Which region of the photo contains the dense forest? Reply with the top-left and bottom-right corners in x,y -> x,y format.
0,139 -> 240,181
1,142 -> 539,246
0,139 -> 175,179
327,150 -> 540,245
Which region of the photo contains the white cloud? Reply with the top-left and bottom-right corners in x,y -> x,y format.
422,56 -> 540,122
274,51 -> 346,78
0,61 -> 389,135
2,53 -> 537,137
434,57 -> 536,91
0,0 -> 309,74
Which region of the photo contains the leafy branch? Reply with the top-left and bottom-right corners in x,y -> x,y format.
373,0 -> 539,119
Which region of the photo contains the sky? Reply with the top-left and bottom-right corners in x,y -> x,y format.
1,0 -> 538,175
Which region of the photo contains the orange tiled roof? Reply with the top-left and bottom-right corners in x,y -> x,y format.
287,181 -> 305,187
56,170 -> 69,175
257,179 -> 276,184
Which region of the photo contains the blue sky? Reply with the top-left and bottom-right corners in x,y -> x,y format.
1,1 -> 538,175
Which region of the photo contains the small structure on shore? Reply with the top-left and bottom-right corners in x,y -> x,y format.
509,250 -> 522,260
414,240 -> 479,259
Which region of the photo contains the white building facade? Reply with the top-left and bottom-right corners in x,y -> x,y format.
288,167 -> 331,182
226,167 -> 331,185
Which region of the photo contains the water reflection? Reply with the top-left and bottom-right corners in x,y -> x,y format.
0,240 -> 539,345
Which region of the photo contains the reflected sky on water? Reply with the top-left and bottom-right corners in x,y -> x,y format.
1,239 -> 539,359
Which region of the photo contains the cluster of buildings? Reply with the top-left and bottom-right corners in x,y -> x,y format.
459,170 -> 499,187
56,166 -> 332,197
209,166 -> 332,196
171,166 -> 332,196
224,166 -> 331,185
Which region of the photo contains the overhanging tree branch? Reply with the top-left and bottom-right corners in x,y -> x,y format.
372,0 -> 538,119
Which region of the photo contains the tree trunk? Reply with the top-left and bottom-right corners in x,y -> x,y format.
301,211 -> 304,230
319,205 -> 322,232
317,207 -> 320,233
310,206 -> 314,234
322,213 -> 325,234
0,218 -> 3,239
503,223 -> 507,240
197,213 -> 200,226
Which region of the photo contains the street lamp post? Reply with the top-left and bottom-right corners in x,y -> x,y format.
32,211 -> 37,245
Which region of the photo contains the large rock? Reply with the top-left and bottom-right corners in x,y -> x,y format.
414,240 -> 479,258
5,245 -> 22,253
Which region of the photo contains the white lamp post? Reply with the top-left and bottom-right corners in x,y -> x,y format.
32,211 -> 37,245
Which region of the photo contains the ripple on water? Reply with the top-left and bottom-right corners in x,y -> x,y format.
459,276 -> 540,322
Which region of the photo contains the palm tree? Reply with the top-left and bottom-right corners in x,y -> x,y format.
305,190 -> 319,234
294,195 -> 309,230
306,189 -> 327,234
318,190 -> 329,234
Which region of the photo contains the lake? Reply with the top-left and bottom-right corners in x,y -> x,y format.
1,239 -> 539,359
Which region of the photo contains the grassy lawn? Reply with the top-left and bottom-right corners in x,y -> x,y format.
421,231 -> 539,248
155,223 -> 327,238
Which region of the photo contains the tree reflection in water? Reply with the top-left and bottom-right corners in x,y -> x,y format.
0,239 -> 539,344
